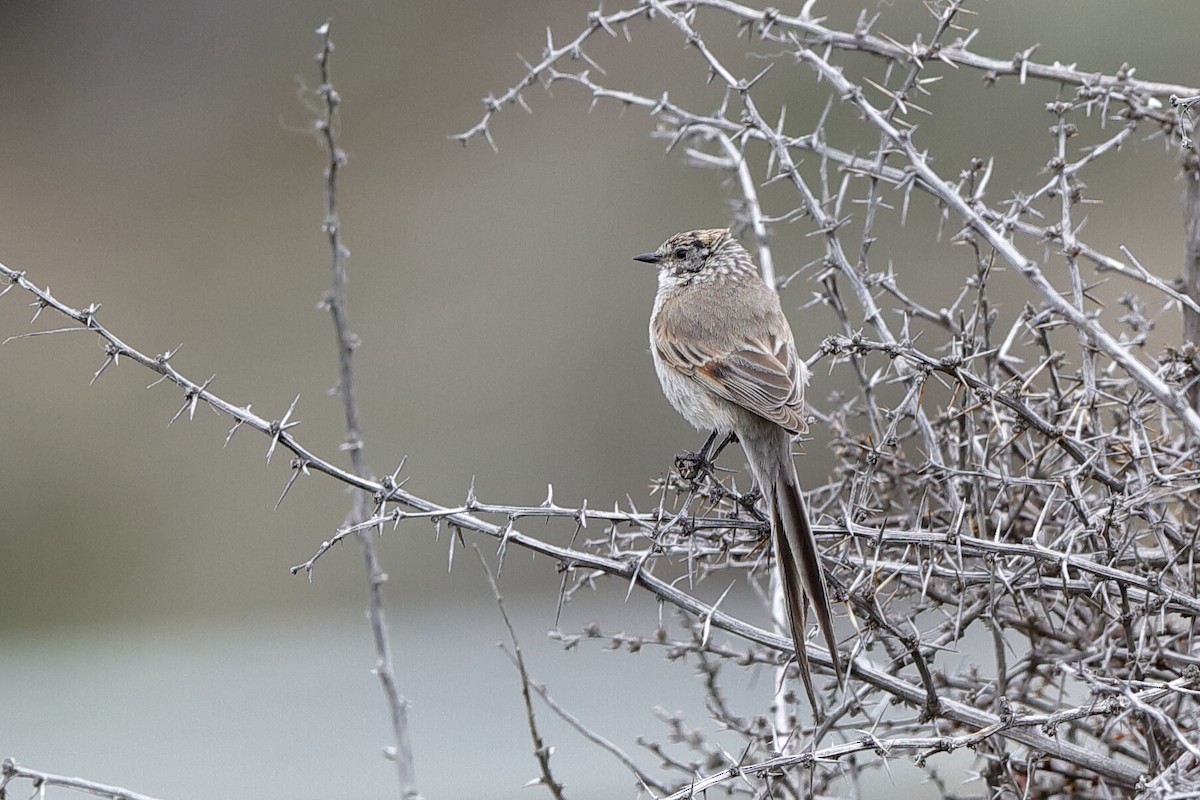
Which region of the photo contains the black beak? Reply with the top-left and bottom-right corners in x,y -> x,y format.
633,252 -> 660,264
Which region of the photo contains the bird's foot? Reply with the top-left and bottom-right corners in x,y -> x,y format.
735,487 -> 766,519
674,430 -> 724,484
674,449 -> 715,484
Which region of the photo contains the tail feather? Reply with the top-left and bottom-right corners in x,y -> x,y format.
772,467 -> 842,703
771,499 -> 819,710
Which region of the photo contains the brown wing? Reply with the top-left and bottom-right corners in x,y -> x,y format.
657,329 -> 808,435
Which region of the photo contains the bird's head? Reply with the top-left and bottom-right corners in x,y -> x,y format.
632,229 -> 749,284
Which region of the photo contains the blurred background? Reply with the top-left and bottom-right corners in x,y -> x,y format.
2,2 -> 1198,798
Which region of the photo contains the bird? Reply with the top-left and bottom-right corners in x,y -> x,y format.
633,228 -> 841,709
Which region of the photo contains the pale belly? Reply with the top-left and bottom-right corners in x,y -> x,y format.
651,346 -> 743,434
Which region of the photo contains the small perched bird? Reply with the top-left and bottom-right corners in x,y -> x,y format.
633,228 -> 841,708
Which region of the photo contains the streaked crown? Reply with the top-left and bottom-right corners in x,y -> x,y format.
633,228 -> 756,285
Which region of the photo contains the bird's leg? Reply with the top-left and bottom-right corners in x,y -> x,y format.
677,431 -> 765,522
675,430 -> 740,481
709,431 -> 738,461
696,432 -> 765,521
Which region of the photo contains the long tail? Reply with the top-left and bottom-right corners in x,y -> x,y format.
771,460 -> 842,709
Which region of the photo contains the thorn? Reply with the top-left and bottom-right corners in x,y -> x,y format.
4,326 -> 86,345
28,292 -> 50,323
224,408 -> 251,447
590,8 -> 617,37
391,455 -> 408,481
275,459 -> 307,510
168,375 -> 214,426
554,568 -> 570,628
90,350 -> 118,385
190,375 -> 216,420
496,516 -> 514,575
266,394 -> 302,463
741,63 -> 773,92
0,270 -> 25,299
701,581 -> 736,649
625,549 -> 652,602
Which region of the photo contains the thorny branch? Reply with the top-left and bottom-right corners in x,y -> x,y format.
6,2 -> 1200,798
477,547 -> 567,800
653,669 -> 1195,800
1,759 -> 164,800
447,1 -> 1200,797
307,23 -> 419,797
0,247 -> 1183,793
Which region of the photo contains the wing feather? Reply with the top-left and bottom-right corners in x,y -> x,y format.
656,329 -> 808,434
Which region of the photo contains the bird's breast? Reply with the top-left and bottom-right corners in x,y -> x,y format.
650,327 -> 741,434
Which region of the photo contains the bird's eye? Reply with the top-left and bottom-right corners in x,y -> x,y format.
673,247 -> 688,260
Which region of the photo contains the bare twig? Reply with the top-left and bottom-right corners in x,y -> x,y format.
475,546 -> 567,799
1,759 -> 165,800
308,23 -> 418,797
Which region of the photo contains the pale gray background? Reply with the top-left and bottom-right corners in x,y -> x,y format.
2,2 -> 1197,798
